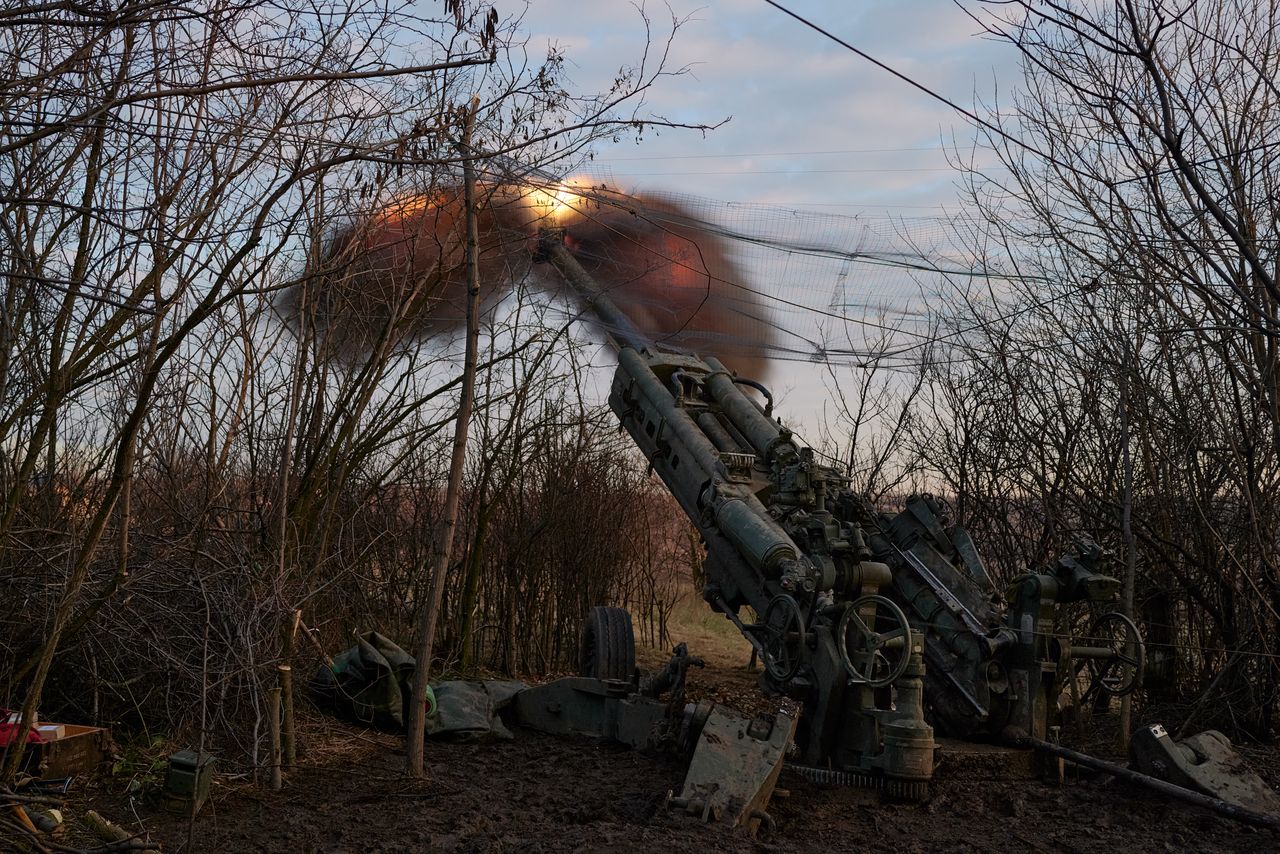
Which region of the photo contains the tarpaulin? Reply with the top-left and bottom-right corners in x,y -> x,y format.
309,632 -> 420,730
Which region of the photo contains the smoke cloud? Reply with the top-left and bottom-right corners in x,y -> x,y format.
292,182 -> 775,380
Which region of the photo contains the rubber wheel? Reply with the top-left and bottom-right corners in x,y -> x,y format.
578,606 -> 636,681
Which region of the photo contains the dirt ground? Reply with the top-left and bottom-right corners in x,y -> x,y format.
113,723 -> 1264,854
122,720 -> 1274,854
110,658 -> 1278,854
22,610 -> 1280,853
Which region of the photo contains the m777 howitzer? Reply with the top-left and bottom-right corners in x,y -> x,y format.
536,228 -> 1147,801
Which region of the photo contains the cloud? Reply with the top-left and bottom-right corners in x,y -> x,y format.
509,0 -> 1025,426
517,0 -> 1017,202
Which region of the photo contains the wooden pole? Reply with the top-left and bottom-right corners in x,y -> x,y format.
1118,309 -> 1136,755
405,96 -> 482,779
280,607 -> 302,767
267,687 -> 282,790
278,665 -> 296,769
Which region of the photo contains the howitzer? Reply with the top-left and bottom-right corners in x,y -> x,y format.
537,228 -> 1144,797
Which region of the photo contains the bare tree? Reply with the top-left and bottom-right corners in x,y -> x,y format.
0,0 -> 716,780
918,0 -> 1280,734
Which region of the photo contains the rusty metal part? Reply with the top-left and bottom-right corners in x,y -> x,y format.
785,763 -> 930,802
1018,735 -> 1280,832
663,790 -> 722,823
884,778 -> 931,802
787,763 -> 868,787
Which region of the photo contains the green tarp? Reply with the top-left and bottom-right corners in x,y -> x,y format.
426,680 -> 525,741
310,631 -> 418,729
310,632 -> 524,738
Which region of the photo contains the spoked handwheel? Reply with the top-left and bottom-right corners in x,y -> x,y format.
839,594 -> 912,687
1084,611 -> 1145,696
760,594 -> 806,682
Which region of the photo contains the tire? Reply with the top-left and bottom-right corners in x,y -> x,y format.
578,606 -> 636,682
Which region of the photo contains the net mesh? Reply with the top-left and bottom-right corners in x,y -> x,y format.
485,159 -> 1005,372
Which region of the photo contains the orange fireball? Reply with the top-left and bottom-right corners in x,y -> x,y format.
295,181 -> 773,380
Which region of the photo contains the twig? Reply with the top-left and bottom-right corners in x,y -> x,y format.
1176,650 -> 1242,739
0,813 -> 53,853
0,790 -> 65,806
84,810 -> 130,843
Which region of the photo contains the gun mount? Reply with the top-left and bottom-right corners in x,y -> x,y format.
537,229 -> 1145,798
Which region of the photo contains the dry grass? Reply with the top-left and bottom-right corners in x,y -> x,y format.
637,593 -> 754,672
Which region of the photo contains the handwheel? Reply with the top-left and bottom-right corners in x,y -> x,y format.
1085,611 -> 1145,696
578,606 -> 636,681
761,594 -> 806,682
839,594 -> 912,687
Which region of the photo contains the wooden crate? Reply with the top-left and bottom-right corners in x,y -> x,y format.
22,724 -> 112,779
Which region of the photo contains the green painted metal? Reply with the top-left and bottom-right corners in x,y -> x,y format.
163,749 -> 215,814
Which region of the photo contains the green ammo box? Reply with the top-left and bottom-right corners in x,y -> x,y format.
163,749 -> 215,814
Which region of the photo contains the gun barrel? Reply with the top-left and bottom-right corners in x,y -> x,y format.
612,349 -> 799,577
537,228 -> 648,353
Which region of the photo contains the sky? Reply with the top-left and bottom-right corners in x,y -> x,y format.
518,0 -> 1021,211
508,0 -> 1026,434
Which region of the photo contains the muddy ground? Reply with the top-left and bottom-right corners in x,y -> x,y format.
78,658 -> 1276,853
127,724 -> 1273,854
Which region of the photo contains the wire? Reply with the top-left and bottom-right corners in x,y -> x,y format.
605,145 -> 949,160
606,167 -> 1008,176
759,0 -> 1087,178
762,0 -> 1280,190
747,202 -> 955,210
546,174 -> 1269,372
363,162 -> 1036,372
494,166 -> 1112,368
